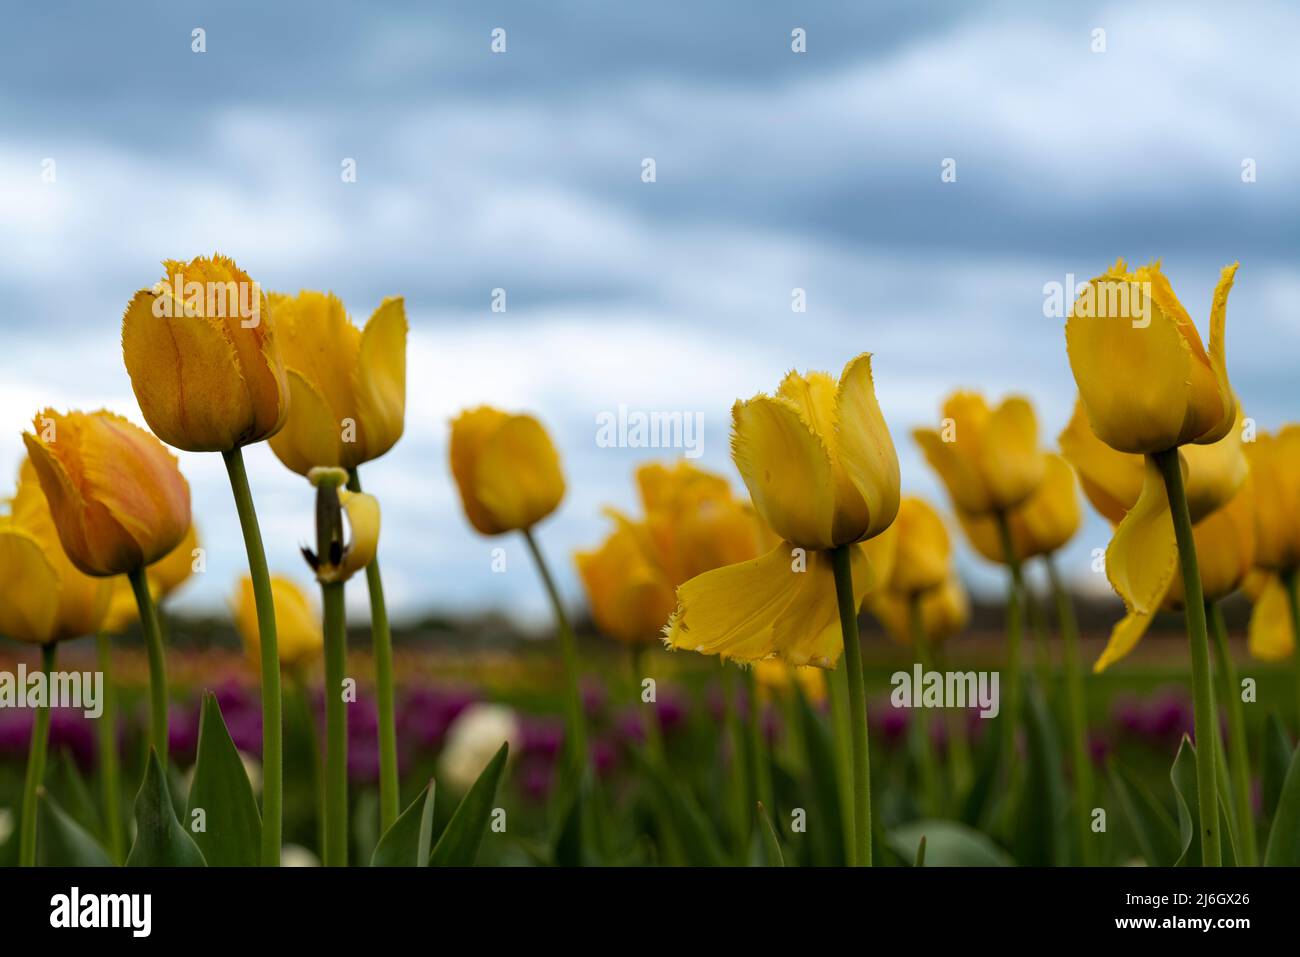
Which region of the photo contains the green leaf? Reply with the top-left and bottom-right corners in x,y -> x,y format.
1263,733 -> 1300,865
371,779 -> 436,867
54,750 -> 102,838
960,714 -> 1004,829
1013,678 -> 1067,866
1169,735 -> 1236,867
185,693 -> 261,866
429,743 -> 508,866
754,802 -> 785,867
126,749 -> 206,867
1109,760 -> 1180,866
914,834 -> 927,868
1260,712 -> 1292,823
887,820 -> 1013,866
37,790 -> 114,867
793,683 -> 846,866
633,749 -> 727,867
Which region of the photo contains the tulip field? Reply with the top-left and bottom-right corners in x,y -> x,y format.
0,253 -> 1298,883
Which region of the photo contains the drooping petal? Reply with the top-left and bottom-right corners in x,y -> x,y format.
338,489 -> 380,582
732,395 -> 836,550
354,296 -> 408,463
834,353 -> 901,541
1093,609 -> 1156,673
1105,456 -> 1179,617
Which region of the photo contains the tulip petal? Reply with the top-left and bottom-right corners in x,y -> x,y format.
338,489 -> 380,581
449,407 -> 510,534
0,524 -> 60,643
473,415 -> 565,532
354,296 -> 408,463
1093,609 -> 1156,673
834,353 -> 901,541
979,397 -> 1045,511
732,396 -> 836,549
778,544 -> 879,666
1197,263 -> 1238,444
665,542 -> 805,662
122,289 -> 255,452
1248,575 -> 1294,662
1105,456 -> 1178,617
270,370 -> 345,475
913,428 -> 990,515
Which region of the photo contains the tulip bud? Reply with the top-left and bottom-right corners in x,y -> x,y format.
449,407 -> 565,535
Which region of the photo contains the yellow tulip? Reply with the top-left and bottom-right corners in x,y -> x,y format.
449,407 -> 565,535
664,355 -> 900,667
303,467 -> 380,584
1066,259 -> 1237,455
101,523 -> 201,634
0,459 -> 111,644
731,354 -> 899,550
888,496 -> 951,594
1246,572 -> 1294,662
868,574 -> 969,648
267,291 -> 408,475
957,454 -> 1081,564
122,254 -> 289,452
22,410 -> 191,577
234,574 -> 322,670
576,461 -> 757,645
1094,475 -> 1255,672
1244,425 -> 1300,572
913,391 -> 1046,516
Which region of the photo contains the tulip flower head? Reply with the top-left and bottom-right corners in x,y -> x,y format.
233,574 -> 323,670
1244,425 -> 1300,572
267,291 -> 408,475
576,461 -> 758,645
302,467 -> 380,584
957,454 -> 1081,565
1065,259 -> 1238,455
913,391 -> 1046,517
22,410 -> 191,578
0,459 -> 111,644
1246,572 -> 1296,662
868,574 -> 970,648
665,355 -> 902,667
450,407 -> 565,535
122,254 -> 289,452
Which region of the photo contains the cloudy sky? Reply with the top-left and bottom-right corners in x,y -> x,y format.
1,1 -> 1296,623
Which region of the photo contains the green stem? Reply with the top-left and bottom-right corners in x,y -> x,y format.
743,666 -> 775,817
347,468 -> 399,832
720,663 -> 750,854
994,511 -> 1024,803
94,632 -> 125,863
1285,568 -> 1300,731
1025,585 -> 1053,689
1046,555 -> 1095,866
522,527 -> 588,777
222,446 -> 283,866
19,643 -> 57,867
293,669 -> 326,857
1153,447 -> 1221,866
831,544 -> 872,866
127,566 -> 168,768
1208,601 -> 1257,866
824,663 -> 857,865
908,593 -> 943,816
321,581 -> 348,866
